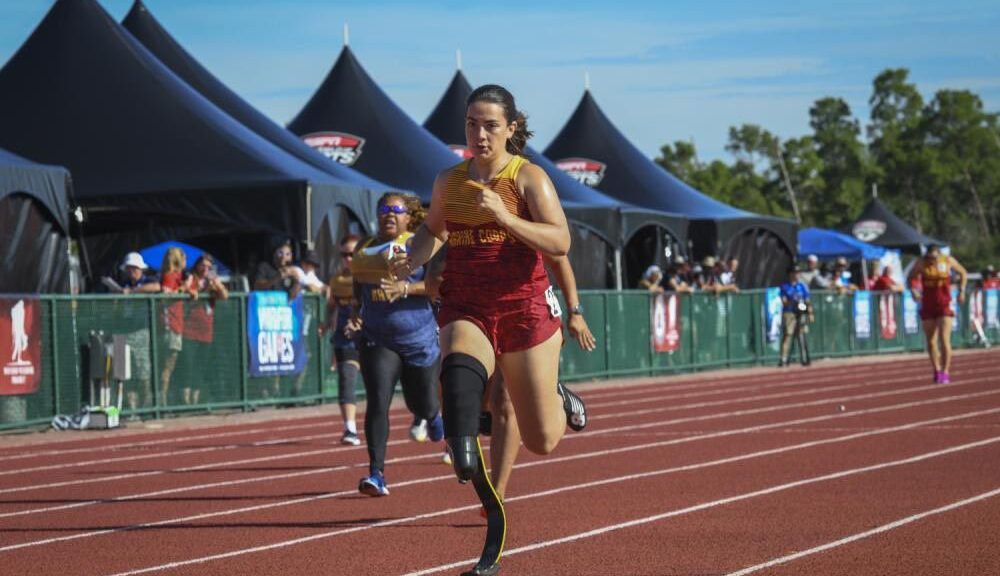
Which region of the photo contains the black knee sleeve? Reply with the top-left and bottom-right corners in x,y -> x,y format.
441,353 -> 488,482
440,353 -> 488,438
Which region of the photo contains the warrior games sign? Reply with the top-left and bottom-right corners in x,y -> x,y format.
247,292 -> 306,377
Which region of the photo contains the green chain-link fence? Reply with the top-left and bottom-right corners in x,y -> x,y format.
1,289 -> 995,431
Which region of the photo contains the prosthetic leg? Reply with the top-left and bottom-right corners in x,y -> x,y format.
441,354 -> 506,576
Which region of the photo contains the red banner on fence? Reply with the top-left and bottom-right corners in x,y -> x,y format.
879,293 -> 897,340
1,298 -> 41,396
652,293 -> 681,353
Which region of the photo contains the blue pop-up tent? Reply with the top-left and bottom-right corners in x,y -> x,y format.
139,241 -> 232,275
798,227 -> 887,261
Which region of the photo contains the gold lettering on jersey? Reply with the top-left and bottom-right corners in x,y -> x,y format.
369,287 -> 390,302
478,228 -> 508,244
448,229 -> 475,247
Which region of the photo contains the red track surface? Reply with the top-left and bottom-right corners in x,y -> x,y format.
1,350 -> 999,575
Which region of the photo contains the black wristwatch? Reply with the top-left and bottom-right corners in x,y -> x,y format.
570,304 -> 584,316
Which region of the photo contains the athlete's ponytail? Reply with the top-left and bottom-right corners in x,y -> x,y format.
467,84 -> 534,156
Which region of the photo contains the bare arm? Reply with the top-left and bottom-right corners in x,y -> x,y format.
544,254 -> 596,351
950,256 -> 968,302
479,163 -> 570,257
397,173 -> 449,279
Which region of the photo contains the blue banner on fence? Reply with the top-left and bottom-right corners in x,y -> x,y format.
987,289 -> 999,330
765,287 -> 782,346
950,287 -> 960,332
902,290 -> 919,335
247,291 -> 306,377
854,291 -> 872,339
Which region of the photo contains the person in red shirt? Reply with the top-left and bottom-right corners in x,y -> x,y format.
159,247 -> 197,406
182,254 -> 228,405
982,265 -> 1000,290
872,265 -> 903,293
908,245 -> 968,384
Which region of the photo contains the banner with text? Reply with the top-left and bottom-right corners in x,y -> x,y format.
248,292 -> 306,377
764,287 -> 782,347
1,297 -> 41,396
902,290 -> 919,335
987,289 -> 999,330
950,287 -> 960,332
651,293 -> 681,353
854,291 -> 872,339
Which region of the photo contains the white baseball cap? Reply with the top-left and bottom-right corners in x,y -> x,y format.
120,252 -> 148,270
807,254 -> 818,262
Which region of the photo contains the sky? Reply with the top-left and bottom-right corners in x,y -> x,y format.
1,0 -> 998,162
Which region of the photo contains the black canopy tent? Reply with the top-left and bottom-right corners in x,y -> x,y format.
0,0 -> 379,278
0,147 -> 71,293
423,70 -> 690,288
849,198 -> 944,255
288,45 -> 460,202
121,0 -> 392,278
544,90 -> 798,288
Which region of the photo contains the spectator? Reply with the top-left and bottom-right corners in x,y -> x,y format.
158,247 -> 196,407
666,257 -> 693,293
637,265 -> 664,293
982,265 -> 1000,289
294,249 -> 327,295
872,265 -> 904,293
690,264 -> 706,290
182,254 -> 229,405
254,238 -> 301,299
799,255 -> 829,290
118,252 -> 160,418
716,257 -> 740,293
778,265 -> 813,367
253,238 -> 301,400
831,257 -> 857,294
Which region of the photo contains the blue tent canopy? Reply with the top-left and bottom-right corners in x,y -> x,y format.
139,240 -> 231,275
798,227 -> 886,261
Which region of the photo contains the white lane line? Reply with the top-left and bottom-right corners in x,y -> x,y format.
725,486 -> 1000,575
0,360 -> 930,476
0,353 -> 966,463
1,366 -> 984,496
9,387 -> 996,524
6,394 -> 999,554
580,359 -> 925,400
402,435 -> 1000,576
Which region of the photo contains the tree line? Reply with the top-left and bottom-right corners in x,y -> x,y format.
655,68 -> 1000,271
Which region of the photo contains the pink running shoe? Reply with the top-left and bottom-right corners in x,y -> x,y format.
939,372 -> 951,384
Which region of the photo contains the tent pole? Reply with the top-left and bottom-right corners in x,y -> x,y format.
861,259 -> 869,290
306,184 -> 314,249
614,247 -> 623,291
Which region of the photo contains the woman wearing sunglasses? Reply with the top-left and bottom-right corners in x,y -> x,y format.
393,84 -> 587,575
348,192 -> 444,496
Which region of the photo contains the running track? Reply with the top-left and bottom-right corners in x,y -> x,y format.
1,350 -> 998,575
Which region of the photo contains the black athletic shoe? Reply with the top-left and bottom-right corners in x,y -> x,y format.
557,382 -> 587,432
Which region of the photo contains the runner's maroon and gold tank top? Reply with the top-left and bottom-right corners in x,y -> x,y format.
920,254 -> 952,312
440,156 -> 549,302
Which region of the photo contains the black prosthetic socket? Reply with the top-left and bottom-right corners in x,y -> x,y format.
440,353 -> 488,481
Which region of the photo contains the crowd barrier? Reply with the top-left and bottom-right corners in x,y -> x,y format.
1,289 -> 996,431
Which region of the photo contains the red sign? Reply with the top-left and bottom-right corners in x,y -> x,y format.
879,293 -> 897,340
1,298 -> 41,395
448,144 -> 474,159
651,293 -> 681,352
302,131 -> 366,165
555,157 -> 607,187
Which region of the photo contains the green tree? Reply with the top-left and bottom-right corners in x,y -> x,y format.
921,90 -> 999,241
867,68 -> 932,232
778,136 -> 825,226
655,140 -> 700,183
809,97 -> 868,228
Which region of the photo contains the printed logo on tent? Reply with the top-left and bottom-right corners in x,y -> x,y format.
555,157 -> 607,187
852,220 -> 887,242
302,132 -> 366,166
448,144 -> 474,159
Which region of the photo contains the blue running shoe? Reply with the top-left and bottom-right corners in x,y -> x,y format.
428,413 -> 445,442
358,470 -> 389,497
